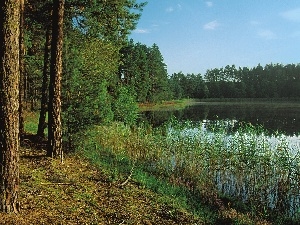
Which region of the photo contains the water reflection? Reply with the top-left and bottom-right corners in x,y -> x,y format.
139,102 -> 300,135
139,102 -> 300,217
167,121 -> 300,217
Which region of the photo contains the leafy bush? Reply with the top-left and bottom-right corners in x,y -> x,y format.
62,35 -> 118,135
113,86 -> 138,126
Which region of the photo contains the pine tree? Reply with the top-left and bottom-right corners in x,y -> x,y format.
37,24 -> 52,138
19,0 -> 25,136
147,43 -> 170,102
0,0 -> 21,213
47,0 -> 64,160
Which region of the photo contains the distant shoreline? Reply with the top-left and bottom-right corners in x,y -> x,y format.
139,98 -> 300,111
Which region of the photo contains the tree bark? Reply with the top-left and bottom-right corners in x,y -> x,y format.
19,0 -> 25,136
0,0 -> 21,213
47,0 -> 64,161
37,25 -> 52,138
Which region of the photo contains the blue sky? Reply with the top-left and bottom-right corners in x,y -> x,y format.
130,0 -> 300,75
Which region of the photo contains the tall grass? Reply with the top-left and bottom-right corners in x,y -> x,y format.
74,120 -> 300,223
74,123 -> 217,223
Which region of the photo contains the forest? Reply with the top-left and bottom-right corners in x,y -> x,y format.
119,43 -> 300,101
1,0 -> 148,213
1,0 -> 300,223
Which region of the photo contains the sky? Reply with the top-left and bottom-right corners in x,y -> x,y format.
130,0 -> 300,75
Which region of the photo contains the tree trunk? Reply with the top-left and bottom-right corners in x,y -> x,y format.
47,0 -> 64,161
37,25 -> 52,138
19,0 -> 25,136
0,0 -> 21,213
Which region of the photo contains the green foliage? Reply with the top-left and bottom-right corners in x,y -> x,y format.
119,40 -> 172,103
169,72 -> 208,99
63,76 -> 114,134
203,63 -> 300,99
71,0 -> 146,46
169,64 -> 300,99
169,63 -> 300,100
23,0 -> 146,111
63,33 -> 118,134
113,86 -> 138,126
147,43 -> 172,102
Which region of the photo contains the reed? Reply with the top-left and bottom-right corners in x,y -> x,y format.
75,120 -> 300,223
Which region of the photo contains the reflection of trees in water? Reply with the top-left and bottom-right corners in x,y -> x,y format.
139,104 -> 300,135
138,110 -> 174,127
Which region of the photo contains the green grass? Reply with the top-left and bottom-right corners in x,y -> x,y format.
75,131 -> 217,222
139,98 -> 199,111
24,111 -> 48,136
24,111 -> 298,224
24,111 -> 39,134
73,120 -> 300,224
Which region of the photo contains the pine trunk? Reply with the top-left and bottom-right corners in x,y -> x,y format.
0,0 -> 21,213
37,25 -> 52,138
47,0 -> 64,160
19,0 -> 25,136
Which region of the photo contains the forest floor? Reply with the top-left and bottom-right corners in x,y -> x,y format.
0,135 -> 205,225
0,134 -> 273,225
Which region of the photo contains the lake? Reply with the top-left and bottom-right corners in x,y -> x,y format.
139,100 -> 300,217
139,100 -> 300,136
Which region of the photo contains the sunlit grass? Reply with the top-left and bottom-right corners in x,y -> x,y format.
24,111 -> 48,136
24,111 -> 39,134
139,98 -> 198,111
74,123 -> 219,222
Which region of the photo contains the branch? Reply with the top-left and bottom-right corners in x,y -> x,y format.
40,182 -> 73,185
118,161 -> 136,188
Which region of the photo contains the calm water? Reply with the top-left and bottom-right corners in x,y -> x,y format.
139,101 -> 300,135
140,100 -> 300,216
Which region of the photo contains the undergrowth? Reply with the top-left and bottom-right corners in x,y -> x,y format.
1,136 -> 204,224
19,111 -> 300,224
74,121 -> 297,224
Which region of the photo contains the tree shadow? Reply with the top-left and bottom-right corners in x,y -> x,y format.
20,133 -> 72,158
20,133 -> 47,158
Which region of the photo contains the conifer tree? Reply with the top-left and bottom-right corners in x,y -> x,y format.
19,0 -> 25,136
47,0 -> 64,159
0,0 -> 21,213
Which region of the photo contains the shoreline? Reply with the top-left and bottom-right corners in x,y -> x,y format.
139,98 -> 300,111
